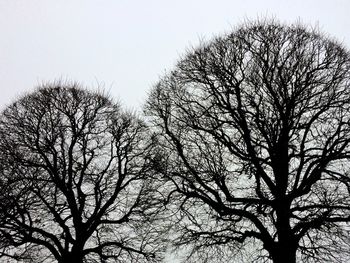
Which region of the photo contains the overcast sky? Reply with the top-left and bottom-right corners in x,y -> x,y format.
1,1 -> 350,262
1,0 -> 350,112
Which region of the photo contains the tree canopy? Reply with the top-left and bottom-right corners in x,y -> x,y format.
0,84 -> 163,263
2,20 -> 350,263
146,20 -> 350,262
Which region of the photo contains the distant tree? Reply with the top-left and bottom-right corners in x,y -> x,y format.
0,84 -> 164,263
146,21 -> 350,263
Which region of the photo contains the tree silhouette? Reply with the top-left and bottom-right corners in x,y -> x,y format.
146,21 -> 350,262
0,84 -> 163,263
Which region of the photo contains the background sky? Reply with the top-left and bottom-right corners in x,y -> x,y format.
0,1 -> 350,262
1,0 -> 350,112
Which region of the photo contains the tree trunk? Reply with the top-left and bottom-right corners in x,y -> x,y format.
59,252 -> 84,263
271,244 -> 297,263
271,198 -> 297,263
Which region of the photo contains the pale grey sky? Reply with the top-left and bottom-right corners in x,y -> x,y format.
1,0 -> 350,111
1,1 -> 350,262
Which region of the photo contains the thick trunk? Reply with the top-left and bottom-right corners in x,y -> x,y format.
59,251 -> 84,263
59,236 -> 86,263
269,130 -> 296,263
271,244 -> 297,263
59,256 -> 84,263
271,198 -> 297,263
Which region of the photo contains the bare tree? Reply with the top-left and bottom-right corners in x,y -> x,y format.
146,20 -> 350,263
0,84 -> 164,263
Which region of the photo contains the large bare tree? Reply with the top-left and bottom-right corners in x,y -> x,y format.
146,21 -> 350,262
0,84 -> 163,263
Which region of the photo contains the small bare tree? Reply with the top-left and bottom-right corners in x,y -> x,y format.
0,84 -> 164,263
146,21 -> 350,262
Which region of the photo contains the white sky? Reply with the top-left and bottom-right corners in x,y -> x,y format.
1,0 -> 350,111
1,1 -> 350,262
